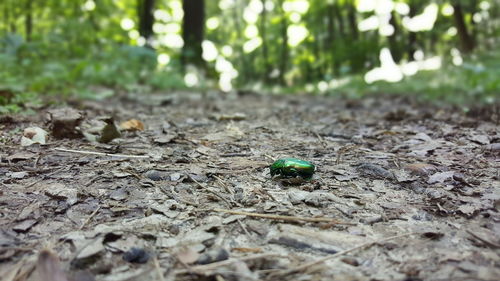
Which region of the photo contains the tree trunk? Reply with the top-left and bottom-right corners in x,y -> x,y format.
452,2 -> 474,53
333,3 -> 345,37
182,0 -> 205,67
278,0 -> 288,85
138,0 -> 155,44
388,12 -> 402,62
407,3 -> 417,60
25,0 -> 32,41
347,0 -> 358,40
260,0 -> 270,83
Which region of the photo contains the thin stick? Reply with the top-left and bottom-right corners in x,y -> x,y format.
275,232 -> 417,276
211,208 -> 355,225
175,253 -> 280,275
78,206 -> 101,230
54,148 -> 149,159
466,230 -> 500,249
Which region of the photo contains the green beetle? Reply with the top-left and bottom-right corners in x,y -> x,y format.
270,158 -> 315,179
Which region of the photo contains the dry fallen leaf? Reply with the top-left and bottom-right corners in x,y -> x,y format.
176,247 -> 200,264
37,249 -> 69,281
120,119 -> 145,131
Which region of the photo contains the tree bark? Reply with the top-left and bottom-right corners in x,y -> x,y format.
388,12 -> 402,62
25,0 -> 32,41
347,0 -> 358,40
138,0 -> 155,44
278,0 -> 288,85
407,3 -> 417,60
182,0 -> 205,67
452,2 -> 474,53
260,0 -> 270,83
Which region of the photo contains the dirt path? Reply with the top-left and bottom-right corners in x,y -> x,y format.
1,91 -> 499,281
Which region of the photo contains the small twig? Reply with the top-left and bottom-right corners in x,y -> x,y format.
273,232 -> 417,277
466,230 -> 500,249
175,253 -> 280,275
153,256 -> 165,281
189,175 -> 234,207
25,165 -> 72,188
211,208 -> 355,225
78,206 -> 101,230
54,147 -> 150,159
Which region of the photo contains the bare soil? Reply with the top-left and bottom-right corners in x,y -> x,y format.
1,91 -> 499,281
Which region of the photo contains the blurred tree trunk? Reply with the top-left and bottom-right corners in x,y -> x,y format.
278,0 -> 288,85
260,0 -> 270,83
452,2 -> 474,53
25,0 -> 32,41
407,3 -> 417,60
182,0 -> 205,67
347,0 -> 358,40
388,12 -> 402,62
326,3 -> 336,74
333,3 -> 345,37
137,0 -> 155,45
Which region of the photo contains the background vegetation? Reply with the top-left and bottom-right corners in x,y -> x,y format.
1,0 -> 499,113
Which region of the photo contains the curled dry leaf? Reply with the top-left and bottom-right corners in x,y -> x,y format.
120,119 -> 145,131
21,127 -> 48,146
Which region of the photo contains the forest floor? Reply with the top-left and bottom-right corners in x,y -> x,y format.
0,91 -> 499,281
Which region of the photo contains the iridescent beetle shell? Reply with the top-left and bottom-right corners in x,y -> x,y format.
270,158 -> 315,179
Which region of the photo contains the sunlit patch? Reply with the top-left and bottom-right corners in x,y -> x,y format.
153,23 -> 165,34
375,0 -> 394,15
83,0 -> 95,11
219,0 -> 236,10
249,0 -> 263,13
154,10 -> 171,22
358,15 -> 379,31
364,48 -> 403,83
120,18 -> 135,31
451,48 -> 462,66
400,61 -> 419,76
287,25 -> 308,47
283,0 -> 310,14
379,23 -> 394,36
219,73 -> 233,92
395,2 -> 409,15
446,27 -> 457,36
265,0 -> 275,11
206,17 -> 220,30
202,40 -> 218,62
413,50 -> 424,61
243,8 -> 258,24
164,23 -> 181,33
403,3 -> 438,31
244,25 -> 259,38
128,30 -> 140,40
441,4 -> 454,16
480,1 -> 491,10
159,34 -> 184,48
137,37 -> 146,47
169,0 -> 184,21
221,45 -> 233,57
215,57 -> 238,92
290,12 -> 301,23
157,54 -> 171,66
305,84 -> 315,92
473,13 -> 482,23
184,72 -> 199,87
243,38 -> 262,53
357,0 -> 376,12
317,81 -> 328,92
329,78 -> 350,89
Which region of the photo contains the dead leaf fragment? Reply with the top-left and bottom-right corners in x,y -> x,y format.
176,247 -> 200,264
37,249 -> 69,281
21,127 -> 48,146
120,119 -> 144,131
405,163 -> 438,176
428,171 -> 455,184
